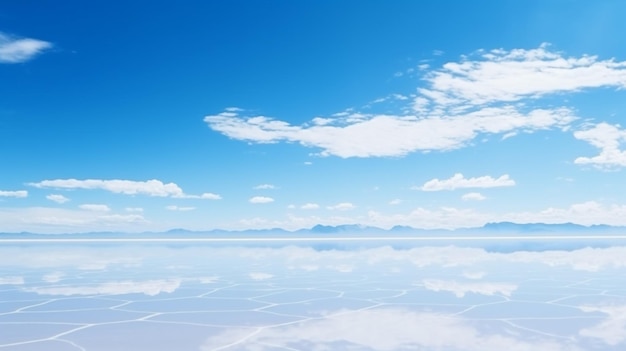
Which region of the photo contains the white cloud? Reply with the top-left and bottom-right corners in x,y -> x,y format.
462,192 -> 486,201
253,184 -> 276,190
46,194 -> 70,204
0,32 -> 52,63
422,279 -> 517,297
27,279 -> 181,296
79,204 -> 111,212
301,203 -> 319,210
389,199 -> 402,205
125,207 -> 144,212
249,196 -> 274,204
0,190 -> 27,198
419,44 -> 626,108
205,106 -> 575,158
165,205 -> 196,211
198,192 -> 222,200
201,308 -> 577,351
327,202 -> 356,211
29,178 -> 220,199
419,173 -> 515,191
202,45 -> 626,158
574,122 -> 626,168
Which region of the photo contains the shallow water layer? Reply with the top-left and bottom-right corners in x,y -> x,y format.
1,239 -> 626,350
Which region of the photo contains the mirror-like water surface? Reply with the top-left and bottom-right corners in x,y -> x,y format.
2,239 -> 626,350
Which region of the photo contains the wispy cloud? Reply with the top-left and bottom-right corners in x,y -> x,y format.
327,202 -> 356,211
418,173 -> 515,191
29,178 -> 221,199
249,196 -> 274,204
301,203 -> 319,210
0,190 -> 27,198
254,184 -> 276,190
0,32 -> 52,63
417,43 -> 626,110
46,194 -> 70,204
165,205 -> 196,211
461,192 -> 486,201
205,107 -> 574,158
79,204 -> 111,212
0,207 -> 147,233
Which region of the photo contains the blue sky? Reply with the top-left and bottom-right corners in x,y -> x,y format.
2,1 -> 626,233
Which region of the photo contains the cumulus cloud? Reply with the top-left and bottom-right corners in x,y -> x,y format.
462,192 -> 486,201
0,190 -> 28,198
165,205 -> 196,211
29,178 -> 220,199
418,173 -> 515,191
249,196 -> 274,204
301,203 -> 319,210
125,207 -> 144,212
46,194 -> 70,204
79,204 -> 111,212
327,202 -> 356,211
574,122 -> 626,169
0,32 -> 52,63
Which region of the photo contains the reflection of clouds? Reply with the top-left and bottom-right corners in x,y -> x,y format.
0,276 -> 24,285
249,272 -> 273,281
201,308 -> 579,351
422,279 -> 517,297
463,271 -> 486,279
42,271 -> 64,283
0,246 -> 143,270
26,279 -> 181,296
197,276 -> 219,284
579,305 -> 626,345
328,264 -> 353,273
3,245 -> 626,275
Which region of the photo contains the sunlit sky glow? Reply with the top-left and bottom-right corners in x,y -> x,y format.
2,1 -> 626,233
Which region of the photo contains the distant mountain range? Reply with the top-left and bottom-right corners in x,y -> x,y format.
1,222 -> 625,238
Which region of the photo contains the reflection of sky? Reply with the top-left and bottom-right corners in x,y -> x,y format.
1,241 -> 626,350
